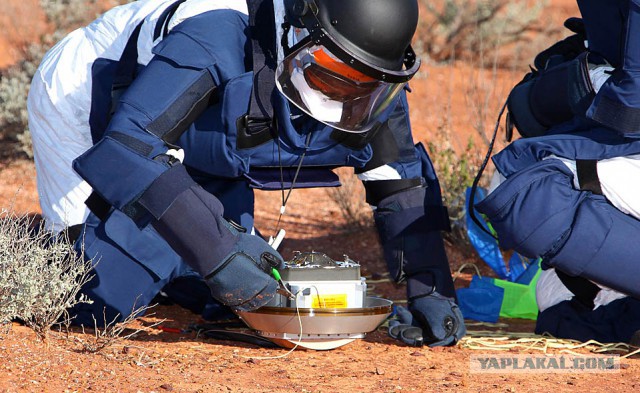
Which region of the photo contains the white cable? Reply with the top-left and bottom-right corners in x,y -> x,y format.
239,289 -> 305,360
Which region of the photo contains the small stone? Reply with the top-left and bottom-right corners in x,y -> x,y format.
410,351 -> 424,357
159,384 -> 173,391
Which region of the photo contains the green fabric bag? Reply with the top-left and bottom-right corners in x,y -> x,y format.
492,265 -> 541,320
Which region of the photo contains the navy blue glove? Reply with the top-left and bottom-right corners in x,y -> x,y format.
205,220 -> 284,311
406,272 -> 466,347
388,306 -> 424,346
389,292 -> 466,347
135,163 -> 284,312
534,17 -> 586,70
408,290 -> 466,347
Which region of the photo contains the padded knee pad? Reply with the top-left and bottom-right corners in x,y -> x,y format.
477,158 -> 640,298
70,213 -> 186,327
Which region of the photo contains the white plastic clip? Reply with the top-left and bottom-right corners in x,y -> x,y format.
268,229 -> 286,251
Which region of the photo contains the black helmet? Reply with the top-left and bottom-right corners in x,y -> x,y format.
284,0 -> 420,82
277,0 -> 421,133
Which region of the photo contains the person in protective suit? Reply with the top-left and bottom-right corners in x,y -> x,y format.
477,0 -> 640,344
28,0 -> 466,347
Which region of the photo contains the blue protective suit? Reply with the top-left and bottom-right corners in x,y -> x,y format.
476,0 -> 640,343
33,0 -> 439,325
578,0 -> 640,135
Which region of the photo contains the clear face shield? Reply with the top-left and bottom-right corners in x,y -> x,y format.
276,41 -> 407,133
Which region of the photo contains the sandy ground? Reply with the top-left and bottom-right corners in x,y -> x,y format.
2,1 -> 640,392
1,159 -> 639,392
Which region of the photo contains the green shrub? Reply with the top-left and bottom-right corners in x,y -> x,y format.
0,212 -> 93,341
0,0 -> 127,158
415,0 -> 547,64
325,168 -> 372,232
427,125 -> 486,255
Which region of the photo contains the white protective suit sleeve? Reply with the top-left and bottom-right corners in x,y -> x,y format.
27,0 -> 244,232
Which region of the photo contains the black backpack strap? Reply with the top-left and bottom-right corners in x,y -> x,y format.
153,0 -> 189,41
240,0 -> 277,135
110,0 -> 189,119
576,159 -> 603,195
555,269 -> 601,309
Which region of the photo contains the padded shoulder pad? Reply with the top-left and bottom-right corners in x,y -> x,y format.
152,10 -> 248,79
153,31 -> 214,69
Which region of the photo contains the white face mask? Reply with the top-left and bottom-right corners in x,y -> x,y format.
275,41 -> 405,132
289,67 -> 344,123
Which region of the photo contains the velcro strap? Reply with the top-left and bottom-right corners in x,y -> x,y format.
576,159 -> 603,195
85,192 -> 148,223
109,131 -> 153,157
590,93 -> 640,135
138,163 -> 197,220
363,178 -> 424,205
146,70 -> 217,144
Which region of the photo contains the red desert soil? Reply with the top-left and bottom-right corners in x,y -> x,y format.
2,1 -> 639,392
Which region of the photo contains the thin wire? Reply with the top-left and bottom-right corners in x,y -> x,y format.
275,128 -> 285,233
240,290 -> 305,360
273,132 -> 313,235
468,98 -> 508,239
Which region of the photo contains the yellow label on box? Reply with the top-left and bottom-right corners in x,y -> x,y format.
311,294 -> 348,308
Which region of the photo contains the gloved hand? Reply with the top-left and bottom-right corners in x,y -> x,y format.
505,18 -> 588,140
534,17 -> 586,70
131,162 -> 284,312
389,287 -> 466,347
372,183 -> 466,347
204,220 -> 284,311
388,306 -> 424,346
408,290 -> 466,347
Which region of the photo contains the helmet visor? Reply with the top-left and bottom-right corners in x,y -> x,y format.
276,41 -> 406,133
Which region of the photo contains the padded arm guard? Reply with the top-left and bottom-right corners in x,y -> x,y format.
74,137 -> 282,311
373,185 -> 454,296
373,185 -> 465,346
507,52 -> 597,138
